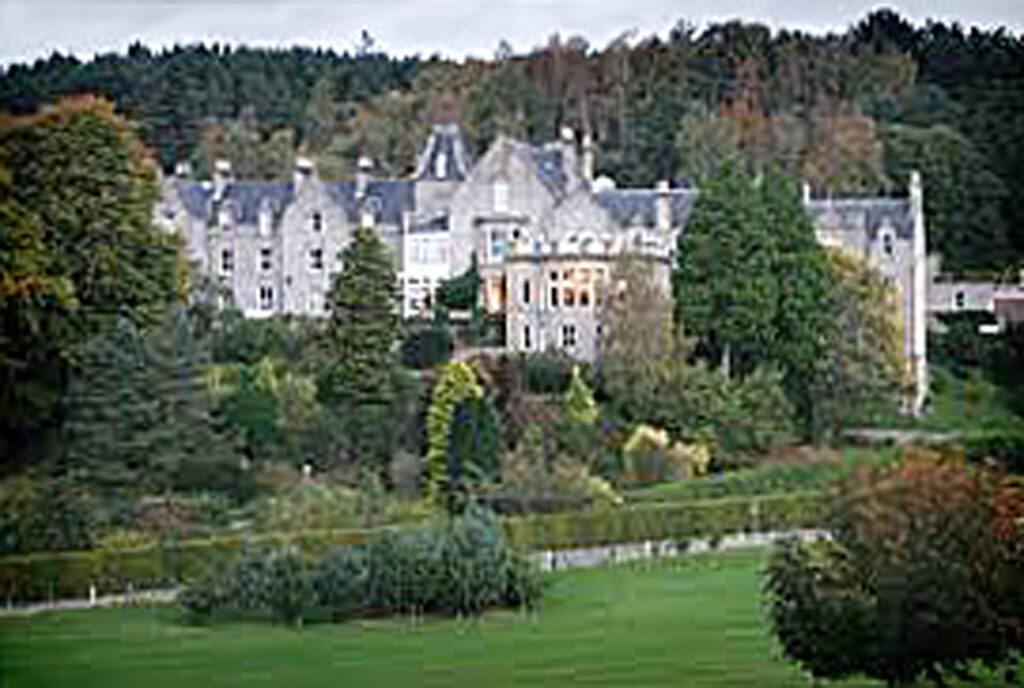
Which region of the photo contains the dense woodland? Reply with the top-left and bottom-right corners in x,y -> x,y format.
1,9 -> 1021,274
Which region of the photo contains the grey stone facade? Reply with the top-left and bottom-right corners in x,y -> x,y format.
159,120 -> 931,411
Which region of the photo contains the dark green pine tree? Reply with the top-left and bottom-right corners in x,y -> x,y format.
673,163 -> 779,379
321,226 -> 400,473
60,307 -> 243,495
760,169 -> 835,442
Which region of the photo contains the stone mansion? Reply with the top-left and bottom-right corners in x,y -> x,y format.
157,120 -> 929,412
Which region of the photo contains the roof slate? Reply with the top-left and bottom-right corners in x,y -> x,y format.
805,198 -> 914,239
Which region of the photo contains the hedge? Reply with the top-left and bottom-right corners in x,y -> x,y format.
0,492 -> 828,604
502,491 -> 828,550
960,429 -> 1024,473
0,524 -> 398,605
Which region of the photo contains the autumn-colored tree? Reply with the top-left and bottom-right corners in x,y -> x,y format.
766,449 -> 1024,686
0,96 -> 180,469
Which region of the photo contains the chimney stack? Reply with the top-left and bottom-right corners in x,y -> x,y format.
656,180 -> 671,233
559,126 -> 577,181
294,156 -> 315,190
581,132 -> 595,183
174,161 -> 191,181
356,154 -> 373,199
213,159 -> 232,200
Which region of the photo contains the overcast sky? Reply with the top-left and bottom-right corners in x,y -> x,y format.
1,0 -> 1021,68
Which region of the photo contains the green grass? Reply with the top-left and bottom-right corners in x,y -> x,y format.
0,549 -> 1003,688
870,367 -> 1024,434
628,446 -> 899,504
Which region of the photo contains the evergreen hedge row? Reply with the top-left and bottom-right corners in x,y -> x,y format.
0,492 -> 827,604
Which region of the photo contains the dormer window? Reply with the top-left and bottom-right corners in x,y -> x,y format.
312,212 -> 322,232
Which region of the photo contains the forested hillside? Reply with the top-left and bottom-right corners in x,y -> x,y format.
1,9 -> 1021,273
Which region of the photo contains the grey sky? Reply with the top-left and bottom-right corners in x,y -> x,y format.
1,0 -> 1021,68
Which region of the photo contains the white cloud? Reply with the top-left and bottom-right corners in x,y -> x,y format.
1,0 -> 1021,67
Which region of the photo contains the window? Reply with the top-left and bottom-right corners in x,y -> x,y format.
579,290 -> 590,307
435,152 -> 447,179
309,248 -> 324,271
882,231 -> 894,257
561,324 -> 577,348
260,248 -> 272,271
564,289 -> 575,307
494,182 -> 509,213
489,228 -> 507,262
550,286 -> 559,308
521,278 -> 531,304
259,286 -> 274,311
523,325 -> 531,350
954,291 -> 966,310
221,249 -> 233,275
312,212 -> 322,232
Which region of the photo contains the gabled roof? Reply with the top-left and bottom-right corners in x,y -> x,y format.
176,182 -> 294,224
223,182 -> 294,224
805,198 -> 914,240
596,188 -> 697,229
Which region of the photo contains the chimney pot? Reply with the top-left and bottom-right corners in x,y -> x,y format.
356,155 -> 373,198
656,180 -> 671,232
582,132 -> 595,182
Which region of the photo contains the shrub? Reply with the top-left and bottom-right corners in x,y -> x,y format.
252,483 -> 361,532
181,545 -> 315,625
621,425 -> 710,482
764,450 -> 1024,686
0,474 -> 98,555
519,351 -> 576,394
180,507 -> 540,624
400,326 -> 453,369
961,428 -> 1024,474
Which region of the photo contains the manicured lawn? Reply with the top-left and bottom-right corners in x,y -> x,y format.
0,549 -> 1002,688
628,446 -> 899,504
